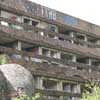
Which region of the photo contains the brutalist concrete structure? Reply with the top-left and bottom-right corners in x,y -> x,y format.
0,0 -> 100,100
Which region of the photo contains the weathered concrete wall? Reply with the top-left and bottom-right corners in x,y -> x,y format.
0,0 -> 100,36
0,64 -> 34,98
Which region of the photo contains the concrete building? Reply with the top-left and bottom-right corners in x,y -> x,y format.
0,0 -> 100,99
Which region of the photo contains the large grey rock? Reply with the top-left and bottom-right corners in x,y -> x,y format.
0,64 -> 34,98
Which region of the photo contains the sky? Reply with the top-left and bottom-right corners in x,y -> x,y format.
29,0 -> 100,26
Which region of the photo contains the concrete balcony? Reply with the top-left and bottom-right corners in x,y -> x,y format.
0,46 -> 100,81
0,17 -> 100,59
0,1 -> 100,38
35,88 -> 81,97
0,17 -> 99,48
0,24 -> 100,60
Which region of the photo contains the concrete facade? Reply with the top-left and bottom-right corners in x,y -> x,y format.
0,0 -> 100,100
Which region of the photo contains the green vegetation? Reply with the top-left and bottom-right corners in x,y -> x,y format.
82,80 -> 100,100
0,54 -> 8,64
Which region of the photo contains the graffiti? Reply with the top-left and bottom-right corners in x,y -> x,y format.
42,8 -> 56,20
47,8 -> 56,20
36,5 -> 43,16
2,28 -> 11,33
63,15 -> 78,26
23,1 -> 56,20
24,1 -> 37,15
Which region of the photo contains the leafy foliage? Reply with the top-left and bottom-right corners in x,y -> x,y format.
0,54 -> 8,64
82,80 -> 100,100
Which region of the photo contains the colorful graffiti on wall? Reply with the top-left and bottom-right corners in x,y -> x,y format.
1,0 -> 78,26
23,0 -> 78,25
24,1 -> 56,20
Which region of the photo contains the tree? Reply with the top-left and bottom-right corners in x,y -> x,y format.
82,80 -> 100,100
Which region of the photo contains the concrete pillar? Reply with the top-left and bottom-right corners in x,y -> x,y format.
84,35 -> 88,42
70,31 -> 74,44
87,58 -> 92,72
18,41 -> 22,51
38,47 -> 42,55
84,35 -> 88,47
21,16 -> 24,23
77,84 -> 81,94
57,81 -> 63,91
13,41 -> 22,51
70,32 -> 74,38
87,58 -> 92,66
47,50 -> 51,57
37,77 -> 43,89
72,55 -> 77,62
56,52 -> 61,59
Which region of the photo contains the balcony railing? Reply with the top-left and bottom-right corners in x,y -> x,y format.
35,89 -> 81,97
0,46 -> 100,81
0,17 -> 100,58
0,46 -> 99,72
0,17 -> 99,48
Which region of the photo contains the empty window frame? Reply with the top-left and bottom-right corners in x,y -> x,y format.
23,17 -> 39,26
76,56 -> 88,64
75,33 -> 85,40
61,53 -> 73,62
42,48 -> 50,57
63,82 -> 71,93
43,79 -> 57,90
51,50 -> 60,59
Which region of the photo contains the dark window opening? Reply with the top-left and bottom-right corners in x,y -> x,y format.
61,53 -> 73,62
63,83 -> 71,92
32,21 -> 38,26
59,37 -> 65,41
42,48 -> 49,56
24,18 -> 30,24
24,18 -> 38,26
43,79 -> 57,90
77,57 -> 87,64
75,34 -> 85,40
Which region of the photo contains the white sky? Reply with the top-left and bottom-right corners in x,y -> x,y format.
29,0 -> 100,26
